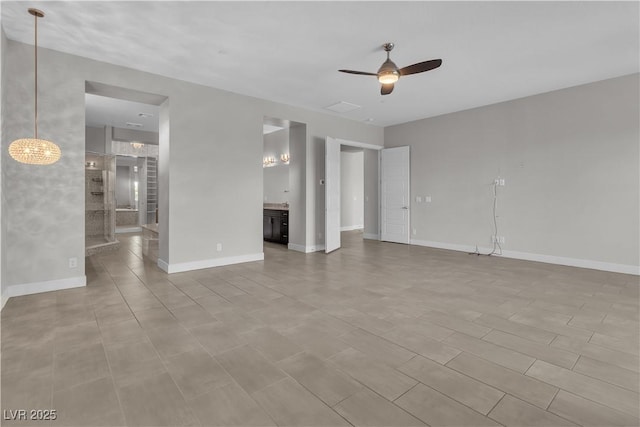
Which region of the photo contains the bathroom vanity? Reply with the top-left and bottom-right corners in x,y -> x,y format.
263,204 -> 288,245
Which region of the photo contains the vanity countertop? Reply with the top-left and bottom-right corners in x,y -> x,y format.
264,203 -> 289,211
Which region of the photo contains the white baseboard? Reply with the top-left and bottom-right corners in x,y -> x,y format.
288,243 -> 307,253
363,233 -> 380,240
410,239 -> 478,254
499,249 -> 640,276
158,253 -> 264,274
341,225 -> 364,232
2,276 -> 87,307
158,258 -> 170,272
410,239 -> 640,275
288,243 -> 326,253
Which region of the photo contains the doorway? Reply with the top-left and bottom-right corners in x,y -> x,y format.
340,146 -> 365,234
84,83 -> 167,262
324,137 -> 383,253
262,116 -> 306,253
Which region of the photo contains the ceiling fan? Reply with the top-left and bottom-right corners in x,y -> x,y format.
339,43 -> 442,95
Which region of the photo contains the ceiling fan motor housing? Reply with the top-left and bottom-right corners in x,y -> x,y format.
378,59 -> 400,84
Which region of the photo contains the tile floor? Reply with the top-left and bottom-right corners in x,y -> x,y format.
1,231 -> 638,426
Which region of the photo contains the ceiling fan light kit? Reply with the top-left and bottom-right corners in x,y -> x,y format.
339,42 -> 442,95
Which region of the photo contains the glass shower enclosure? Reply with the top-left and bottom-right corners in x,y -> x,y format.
85,152 -> 119,255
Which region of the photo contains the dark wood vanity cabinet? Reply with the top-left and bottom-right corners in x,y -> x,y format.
263,209 -> 288,244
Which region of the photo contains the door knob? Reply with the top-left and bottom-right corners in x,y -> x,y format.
402,206 -> 409,210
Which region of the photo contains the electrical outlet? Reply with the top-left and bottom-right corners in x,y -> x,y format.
68,257 -> 77,269
425,196 -> 432,203
412,228 -> 417,235
216,243 -> 222,252
416,196 -> 422,203
494,178 -> 506,186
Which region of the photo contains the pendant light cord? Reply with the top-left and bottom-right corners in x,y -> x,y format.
34,11 -> 38,139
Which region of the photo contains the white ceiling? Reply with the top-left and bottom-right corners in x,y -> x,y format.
2,1 -> 638,127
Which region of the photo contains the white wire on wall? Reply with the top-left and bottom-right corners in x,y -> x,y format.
469,179 -> 503,257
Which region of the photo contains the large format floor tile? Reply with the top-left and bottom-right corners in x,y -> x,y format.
395,383 -> 501,426
333,388 -> 425,426
251,378 -> 351,427
2,231 -> 638,426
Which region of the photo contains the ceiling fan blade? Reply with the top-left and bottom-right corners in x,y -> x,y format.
381,83 -> 394,95
399,59 -> 442,76
339,69 -> 378,76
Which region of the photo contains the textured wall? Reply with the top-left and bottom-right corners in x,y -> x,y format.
3,40 -> 86,286
2,37 -> 383,288
85,126 -> 105,153
1,27 -> 7,305
385,74 -> 639,269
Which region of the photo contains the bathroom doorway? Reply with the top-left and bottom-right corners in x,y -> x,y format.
262,117 -> 306,252
84,84 -> 164,261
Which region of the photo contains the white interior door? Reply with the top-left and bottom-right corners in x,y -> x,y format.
381,146 -> 410,244
325,137 -> 341,253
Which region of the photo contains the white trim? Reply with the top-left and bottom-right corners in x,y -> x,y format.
332,137 -> 383,151
410,239 -> 640,275
410,239 -> 478,254
363,233 -> 380,240
288,243 -> 308,253
287,243 -> 326,253
4,276 -> 86,301
157,253 -> 264,274
499,249 -> 640,276
157,258 -> 170,273
341,225 -> 364,231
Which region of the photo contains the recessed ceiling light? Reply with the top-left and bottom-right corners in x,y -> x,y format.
324,101 -> 361,113
138,113 -> 153,118
126,122 -> 143,128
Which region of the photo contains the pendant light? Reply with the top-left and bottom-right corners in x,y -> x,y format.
8,8 -> 61,165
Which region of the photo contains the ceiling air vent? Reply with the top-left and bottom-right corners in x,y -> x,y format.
324,101 -> 361,113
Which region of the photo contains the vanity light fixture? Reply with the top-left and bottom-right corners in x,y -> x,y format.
263,156 -> 276,167
280,153 -> 290,163
130,142 -> 144,150
8,8 -> 61,165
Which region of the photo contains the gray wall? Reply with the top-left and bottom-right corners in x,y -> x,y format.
1,27 -> 7,306
1,37 -> 383,289
85,126 -> 105,153
340,151 -> 364,230
363,149 -> 379,239
385,74 -> 639,270
288,124 -> 306,249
